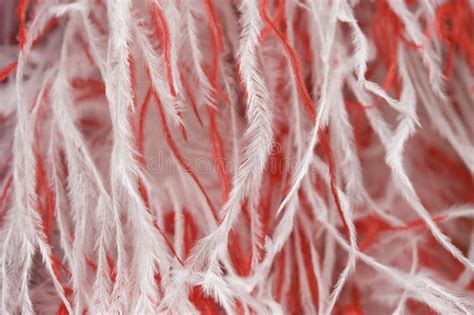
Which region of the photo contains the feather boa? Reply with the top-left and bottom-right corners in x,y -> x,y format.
0,0 -> 473,314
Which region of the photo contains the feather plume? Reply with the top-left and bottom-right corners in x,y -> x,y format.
0,0 -> 473,313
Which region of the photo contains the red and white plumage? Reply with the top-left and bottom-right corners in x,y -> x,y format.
0,0 -> 473,314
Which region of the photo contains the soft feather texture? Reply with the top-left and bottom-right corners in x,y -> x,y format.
0,0 -> 473,314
